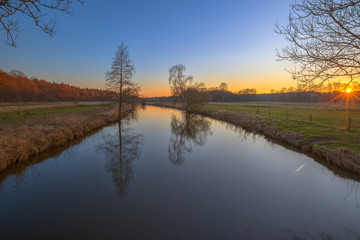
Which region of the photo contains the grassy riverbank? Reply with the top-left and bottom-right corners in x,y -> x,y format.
149,102 -> 360,175
0,102 -> 120,172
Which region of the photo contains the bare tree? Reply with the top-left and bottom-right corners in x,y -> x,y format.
218,82 -> 228,101
237,88 -> 257,94
105,43 -> 139,120
169,64 -> 192,105
276,0 -> 360,91
218,82 -> 228,92
169,64 -> 208,112
0,0 -> 84,47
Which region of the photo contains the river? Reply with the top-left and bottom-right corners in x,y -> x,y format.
0,105 -> 359,239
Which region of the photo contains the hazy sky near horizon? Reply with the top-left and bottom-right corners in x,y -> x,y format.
0,0 -> 294,97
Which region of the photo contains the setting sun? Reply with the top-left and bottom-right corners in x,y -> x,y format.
2,0 -> 360,239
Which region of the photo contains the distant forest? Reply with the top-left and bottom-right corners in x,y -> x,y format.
0,70 -> 117,102
147,90 -> 356,103
147,83 -> 360,103
1,70 -> 358,103
207,90 -> 354,103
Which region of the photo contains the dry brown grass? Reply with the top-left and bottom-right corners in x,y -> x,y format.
0,101 -> 111,114
0,103 -> 122,172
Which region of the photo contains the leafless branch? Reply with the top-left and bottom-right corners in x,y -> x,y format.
0,0 -> 84,46
276,0 -> 360,90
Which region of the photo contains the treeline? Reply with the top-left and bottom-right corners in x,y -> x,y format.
208,83 -> 359,102
207,90 -> 342,102
0,70 -> 117,102
146,82 -> 360,103
146,91 -> 343,103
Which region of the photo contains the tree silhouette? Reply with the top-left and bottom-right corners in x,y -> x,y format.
276,0 -> 360,91
168,64 -> 208,112
105,43 -> 140,120
0,0 -> 84,47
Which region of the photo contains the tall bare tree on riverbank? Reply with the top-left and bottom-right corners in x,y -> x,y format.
106,43 -> 139,120
276,0 -> 360,91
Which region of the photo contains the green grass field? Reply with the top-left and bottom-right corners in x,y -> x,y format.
207,102 -> 360,152
0,104 -> 107,123
208,102 -> 360,130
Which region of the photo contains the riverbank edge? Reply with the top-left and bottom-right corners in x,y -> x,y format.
0,104 -> 127,173
148,102 -> 360,175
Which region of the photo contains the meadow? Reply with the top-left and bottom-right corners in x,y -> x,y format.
0,101 -> 110,113
0,104 -> 107,123
207,102 -> 360,153
207,102 -> 360,131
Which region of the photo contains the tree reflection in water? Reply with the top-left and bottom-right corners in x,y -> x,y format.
168,112 -> 212,166
99,110 -> 143,199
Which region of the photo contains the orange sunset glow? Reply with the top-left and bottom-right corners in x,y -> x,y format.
1,0 -> 360,239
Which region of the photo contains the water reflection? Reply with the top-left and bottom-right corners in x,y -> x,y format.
98,112 -> 144,199
340,177 -> 360,208
128,105 -> 140,122
225,123 -> 258,143
168,112 -> 212,166
283,228 -> 360,240
225,122 -> 279,149
0,139 -> 81,191
225,121 -> 360,186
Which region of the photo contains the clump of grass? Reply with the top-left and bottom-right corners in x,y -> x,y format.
0,104 -> 125,172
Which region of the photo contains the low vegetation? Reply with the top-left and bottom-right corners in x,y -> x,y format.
149,102 -> 360,175
0,102 -> 123,172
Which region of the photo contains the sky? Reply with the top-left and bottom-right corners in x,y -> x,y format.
0,0 -> 295,97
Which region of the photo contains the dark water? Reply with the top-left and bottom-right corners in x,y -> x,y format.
0,106 -> 360,240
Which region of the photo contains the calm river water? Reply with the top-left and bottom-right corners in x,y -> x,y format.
0,106 -> 360,239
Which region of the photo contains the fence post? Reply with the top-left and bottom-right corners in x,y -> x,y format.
347,117 -> 352,130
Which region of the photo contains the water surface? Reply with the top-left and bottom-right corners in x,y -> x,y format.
0,106 -> 359,239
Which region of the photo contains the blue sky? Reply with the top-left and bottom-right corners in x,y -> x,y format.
0,0 -> 294,97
